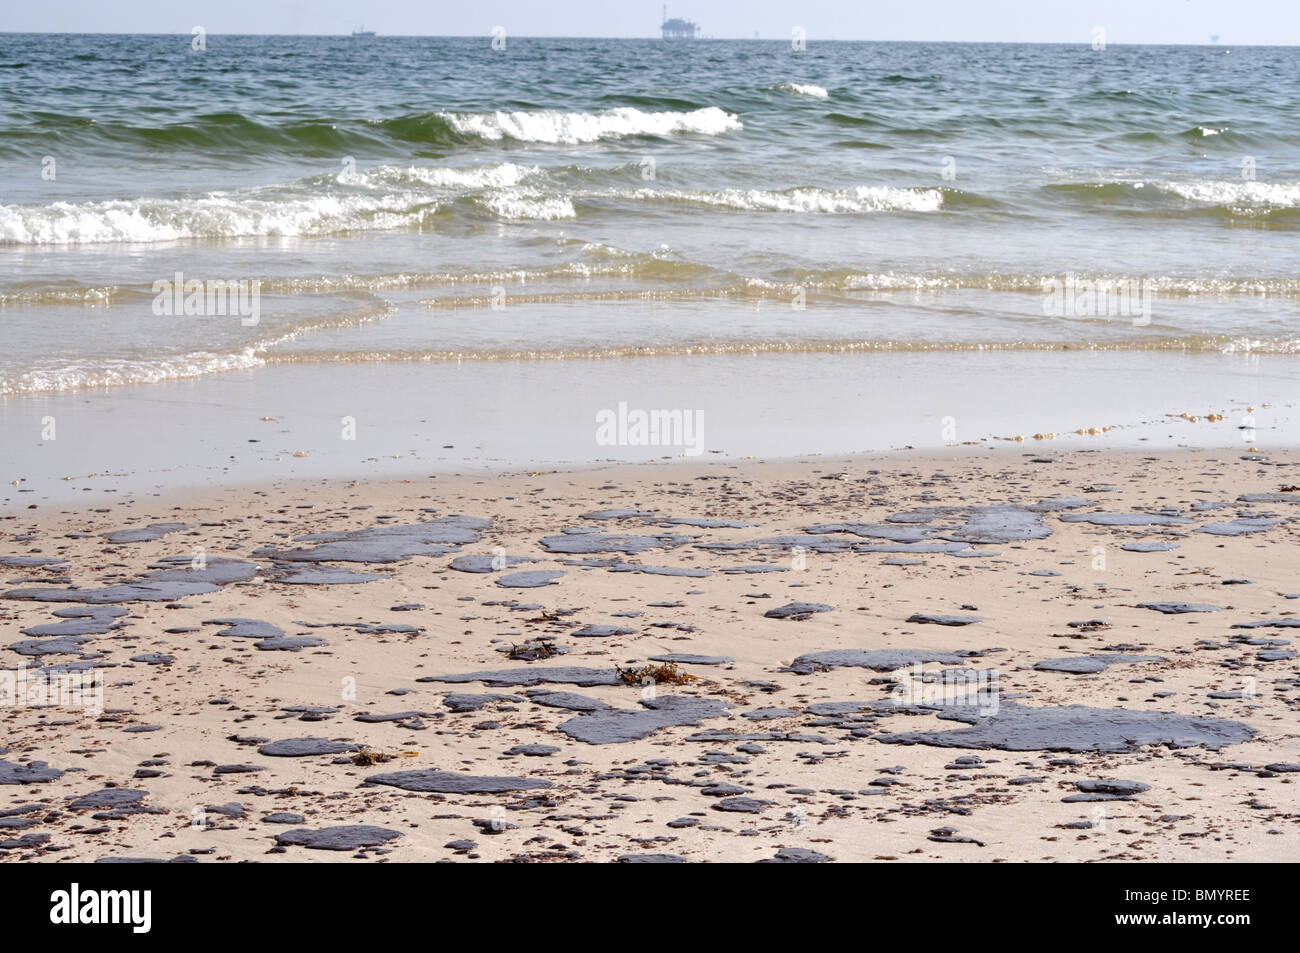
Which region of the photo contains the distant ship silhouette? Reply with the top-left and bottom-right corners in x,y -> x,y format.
351,25 -> 376,37
661,5 -> 699,39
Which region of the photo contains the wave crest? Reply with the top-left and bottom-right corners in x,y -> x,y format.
615,185 -> 943,213
436,106 -> 741,143
777,82 -> 829,99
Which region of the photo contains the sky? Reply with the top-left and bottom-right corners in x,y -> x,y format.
1,0 -> 1298,45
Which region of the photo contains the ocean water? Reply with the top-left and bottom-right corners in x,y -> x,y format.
1,35 -> 1299,504
2,35 -> 1299,397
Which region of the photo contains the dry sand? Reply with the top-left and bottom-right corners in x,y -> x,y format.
2,447 -> 1298,863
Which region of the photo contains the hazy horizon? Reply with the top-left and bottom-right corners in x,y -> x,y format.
2,0 -> 1298,46
2,32 -> 1299,46
2,33 -> 1298,45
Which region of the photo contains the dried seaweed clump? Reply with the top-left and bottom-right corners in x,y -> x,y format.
615,662 -> 698,687
509,639 -> 560,661
351,747 -> 419,766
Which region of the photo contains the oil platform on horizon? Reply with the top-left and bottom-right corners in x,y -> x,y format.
661,5 -> 700,39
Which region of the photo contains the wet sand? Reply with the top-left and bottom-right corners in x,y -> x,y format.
2,447 -> 1298,863
4,351 -> 1297,508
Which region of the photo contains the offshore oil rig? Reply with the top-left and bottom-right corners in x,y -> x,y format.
661,5 -> 699,39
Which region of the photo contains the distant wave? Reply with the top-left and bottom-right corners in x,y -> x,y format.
0,106 -> 743,156
777,82 -> 829,99
4,110 -> 392,155
435,106 -> 741,143
1047,179 -> 1300,208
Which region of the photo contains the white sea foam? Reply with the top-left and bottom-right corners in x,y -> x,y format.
618,185 -> 944,213
0,171 -> 946,244
0,190 -> 443,245
0,162 -> 554,244
477,190 -> 577,220
437,106 -> 742,143
0,350 -> 268,396
778,82 -> 829,99
0,300 -> 397,395
356,162 -> 539,189
1218,336 -> 1300,354
837,271 -> 1300,296
1161,179 -> 1300,207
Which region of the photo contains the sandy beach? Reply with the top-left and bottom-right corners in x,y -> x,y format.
2,446 -> 1297,863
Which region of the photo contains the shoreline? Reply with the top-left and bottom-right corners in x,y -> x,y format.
3,350 -> 1297,511
5,441 -> 1293,524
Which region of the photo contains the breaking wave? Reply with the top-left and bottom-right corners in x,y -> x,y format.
436,106 -> 742,143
